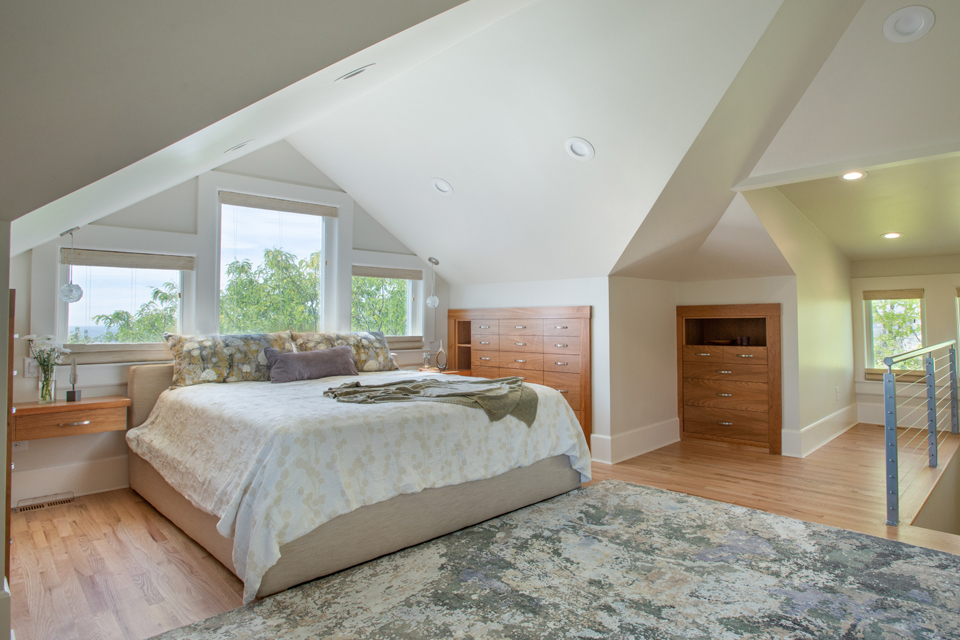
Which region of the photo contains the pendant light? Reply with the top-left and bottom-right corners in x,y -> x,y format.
426,257 -> 440,308
58,228 -> 83,303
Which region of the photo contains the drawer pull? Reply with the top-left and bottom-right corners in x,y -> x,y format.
479,325 -> 491,329
554,325 -> 568,329
480,357 -> 491,361
515,325 -> 526,329
717,421 -> 733,426
479,341 -> 490,345
716,370 -> 732,374
716,393 -> 733,397
736,354 -> 754,358
60,420 -> 91,427
515,359 -> 527,363
558,389 -> 569,394
555,344 -> 568,348
515,342 -> 526,346
555,362 -> 569,366
695,352 -> 712,356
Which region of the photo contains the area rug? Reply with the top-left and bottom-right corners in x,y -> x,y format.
155,480 -> 960,639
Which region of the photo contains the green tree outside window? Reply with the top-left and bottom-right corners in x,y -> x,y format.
351,277 -> 410,336
870,299 -> 923,370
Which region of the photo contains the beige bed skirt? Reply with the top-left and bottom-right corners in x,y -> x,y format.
129,451 -> 582,598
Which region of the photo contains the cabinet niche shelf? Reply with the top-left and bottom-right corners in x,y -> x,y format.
677,304 -> 781,454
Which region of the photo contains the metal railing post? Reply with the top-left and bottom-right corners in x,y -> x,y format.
884,369 -> 900,526
951,347 -> 959,436
925,355 -> 938,468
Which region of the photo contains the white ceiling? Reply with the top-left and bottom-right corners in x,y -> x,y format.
289,0 -> 783,285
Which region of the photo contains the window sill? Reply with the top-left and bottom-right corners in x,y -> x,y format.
864,368 -> 925,383
63,343 -> 173,365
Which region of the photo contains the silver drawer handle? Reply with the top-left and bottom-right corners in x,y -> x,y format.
515,325 -> 526,329
736,354 -> 754,358
60,420 -> 91,427
480,357 -> 490,361
717,421 -> 733,426
696,353 -> 711,356
558,389 -> 569,393
555,325 -> 568,329
515,359 -> 526,363
716,370 -> 732,374
515,342 -> 526,346
479,341 -> 490,345
479,325 -> 490,329
555,344 -> 568,348
716,393 -> 732,397
555,362 -> 569,366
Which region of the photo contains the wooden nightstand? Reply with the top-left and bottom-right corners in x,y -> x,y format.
11,395 -> 131,441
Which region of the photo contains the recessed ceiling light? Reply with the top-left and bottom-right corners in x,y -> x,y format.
224,139 -> 253,153
335,63 -> 375,82
882,232 -> 902,239
841,171 -> 866,180
564,137 -> 595,161
884,6 -> 935,43
432,178 -> 453,195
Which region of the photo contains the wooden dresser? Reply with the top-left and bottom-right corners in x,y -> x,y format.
448,306 -> 591,444
677,304 -> 781,454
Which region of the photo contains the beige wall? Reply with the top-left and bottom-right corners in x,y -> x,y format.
912,454 -> 960,535
744,187 -> 857,455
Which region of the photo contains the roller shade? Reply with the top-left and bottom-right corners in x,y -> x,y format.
956,287 -> 960,298
863,289 -> 924,301
219,191 -> 337,218
352,265 -> 423,281
60,248 -> 195,271
385,335 -> 425,350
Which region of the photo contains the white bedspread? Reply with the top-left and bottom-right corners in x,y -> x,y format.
126,371 -> 591,603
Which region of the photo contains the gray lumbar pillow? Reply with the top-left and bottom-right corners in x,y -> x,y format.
264,345 -> 358,383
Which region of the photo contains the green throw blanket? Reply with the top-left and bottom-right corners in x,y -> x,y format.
323,376 -> 539,427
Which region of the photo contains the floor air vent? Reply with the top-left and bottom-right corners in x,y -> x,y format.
17,492 -> 76,512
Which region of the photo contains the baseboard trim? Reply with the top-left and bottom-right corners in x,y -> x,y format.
11,454 -> 129,505
591,417 -> 680,465
782,404 -> 858,458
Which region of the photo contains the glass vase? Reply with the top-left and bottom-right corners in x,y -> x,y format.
38,366 -> 56,404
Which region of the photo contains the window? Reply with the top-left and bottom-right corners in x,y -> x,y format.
61,249 -> 192,344
218,191 -> 336,334
864,289 -> 924,377
351,266 -> 423,349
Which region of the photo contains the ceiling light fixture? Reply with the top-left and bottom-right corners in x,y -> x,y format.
841,171 -> 867,180
432,178 -> 453,195
224,140 -> 253,154
58,227 -> 83,303
335,63 -> 376,82
883,6 -> 935,43
882,232 -> 902,239
565,137 -> 595,161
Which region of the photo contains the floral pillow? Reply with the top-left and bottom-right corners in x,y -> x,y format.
291,331 -> 398,372
164,331 -> 294,387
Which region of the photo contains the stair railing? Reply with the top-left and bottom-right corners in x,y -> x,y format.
883,340 -> 959,525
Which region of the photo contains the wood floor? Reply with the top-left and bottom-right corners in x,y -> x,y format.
11,423 -> 960,640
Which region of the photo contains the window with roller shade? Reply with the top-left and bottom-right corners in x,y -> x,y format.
351,265 -> 424,350
864,289 -> 925,377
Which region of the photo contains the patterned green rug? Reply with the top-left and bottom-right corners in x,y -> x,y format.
156,480 -> 960,639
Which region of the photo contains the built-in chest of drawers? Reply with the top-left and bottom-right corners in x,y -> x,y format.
677,304 -> 781,454
448,306 -> 591,445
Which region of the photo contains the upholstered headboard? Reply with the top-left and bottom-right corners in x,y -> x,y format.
128,363 -> 174,428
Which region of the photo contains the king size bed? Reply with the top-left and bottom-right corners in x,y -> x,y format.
126,347 -> 591,604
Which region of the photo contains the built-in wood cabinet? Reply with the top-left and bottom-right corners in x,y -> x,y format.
448,306 -> 591,445
677,304 -> 781,454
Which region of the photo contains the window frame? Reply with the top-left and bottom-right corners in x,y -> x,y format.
862,292 -> 926,382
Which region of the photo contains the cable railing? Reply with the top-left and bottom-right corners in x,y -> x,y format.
883,340 -> 959,526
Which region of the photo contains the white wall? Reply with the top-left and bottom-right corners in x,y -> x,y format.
851,272 -> 960,426
9,142 -> 435,505
743,187 -> 857,456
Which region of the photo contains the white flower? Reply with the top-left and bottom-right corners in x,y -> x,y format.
22,334 -> 36,341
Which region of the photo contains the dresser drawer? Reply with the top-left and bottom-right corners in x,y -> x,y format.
472,351 -> 501,369
471,366 -> 500,379
543,371 -> 581,409
723,346 -> 767,364
683,406 -> 768,443
471,335 -> 500,350
15,407 -> 127,441
472,322 -> 498,336
683,362 -> 768,382
543,319 -> 580,337
500,368 -> 543,384
500,353 -> 542,371
500,334 -> 543,353
683,379 -> 768,413
499,319 -> 543,335
544,355 -> 579,373
543,336 -> 580,355
682,345 -> 724,364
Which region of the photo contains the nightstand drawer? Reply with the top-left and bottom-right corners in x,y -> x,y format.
499,319 -> 543,335
15,406 -> 127,441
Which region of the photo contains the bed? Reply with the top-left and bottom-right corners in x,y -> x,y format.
125,363 -> 591,603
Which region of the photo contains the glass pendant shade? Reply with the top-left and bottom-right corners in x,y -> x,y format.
426,295 -> 439,309
426,257 -> 439,308
59,282 -> 83,303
